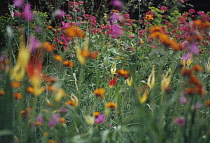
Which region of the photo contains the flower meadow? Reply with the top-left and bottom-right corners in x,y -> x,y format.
1,0 -> 210,142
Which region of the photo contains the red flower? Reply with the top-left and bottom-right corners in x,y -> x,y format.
107,75 -> 118,87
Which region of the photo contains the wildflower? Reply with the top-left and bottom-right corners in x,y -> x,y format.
13,0 -> 24,8
22,4 -> 33,20
0,90 -> 5,96
179,96 -> 187,104
37,115 -> 44,124
11,81 -> 21,88
205,100 -> 210,106
63,60 -> 74,67
93,112 -> 100,117
43,42 -> 54,52
27,50 -> 44,96
28,36 -> 41,52
59,118 -> 66,123
53,54 -> 63,62
11,33 -> 30,81
144,15 -> 153,20
54,88 -> 66,102
64,26 -> 85,38
173,117 -> 185,126
60,107 -> 67,113
206,58 -> 210,72
160,6 -> 168,12
180,68 -> 192,77
105,102 -> 117,109
189,42 -> 199,55
49,113 -> 60,128
191,65 -> 203,72
93,88 -> 106,99
49,140 -> 57,143
181,52 -> 193,67
46,99 -> 54,106
193,19 -> 202,26
42,74 -> 57,85
53,9 -> 65,18
147,66 -> 155,89
95,114 -> 105,124
189,9 -> 195,14
126,76 -> 133,86
110,0 -> 123,11
110,63 -> 117,74
139,90 -> 148,104
184,88 -> 195,95
161,68 -> 172,92
48,85 -> 55,91
84,115 -> 95,125
193,102 -> 202,109
14,92 -> 22,99
117,69 -> 130,78
110,23 -> 124,38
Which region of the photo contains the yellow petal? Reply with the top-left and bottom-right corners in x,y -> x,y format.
54,88 -> 66,102
70,93 -> 79,107
161,68 -> 172,92
147,65 -> 155,89
110,63 -> 117,74
139,90 -> 148,103
126,76 -> 133,86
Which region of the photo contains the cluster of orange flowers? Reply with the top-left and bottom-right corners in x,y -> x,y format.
181,64 -> 206,96
150,26 -> 183,51
144,14 -> 154,20
193,19 -> 210,29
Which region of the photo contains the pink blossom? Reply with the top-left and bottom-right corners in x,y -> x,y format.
181,52 -> 192,61
22,4 -> 33,20
179,96 -> 187,104
95,114 -> 105,124
188,9 -> 195,14
110,24 -> 124,38
54,9 -> 65,18
160,6 -> 168,12
173,117 -> 185,126
13,0 -> 24,8
189,42 -> 199,55
28,36 -> 41,52
49,113 -> 60,128
37,115 -> 44,123
110,0 -> 123,10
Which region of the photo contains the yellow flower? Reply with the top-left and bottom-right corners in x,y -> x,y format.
110,63 -> 117,74
54,88 -> 66,102
126,76 -> 133,86
11,33 -> 30,81
65,93 -> 79,107
84,115 -> 95,125
161,68 -> 172,92
206,58 -> 210,72
147,65 -> 155,89
139,90 -> 148,104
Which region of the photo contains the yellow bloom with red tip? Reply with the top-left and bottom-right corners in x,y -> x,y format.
11,33 -> 30,81
147,66 -> 155,89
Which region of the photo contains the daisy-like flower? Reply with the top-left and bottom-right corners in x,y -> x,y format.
93,88 -> 106,99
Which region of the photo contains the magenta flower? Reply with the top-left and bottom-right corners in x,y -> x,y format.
37,115 -> 44,123
48,113 -> 60,127
95,114 -> 105,124
160,6 -> 168,12
179,96 -> 187,104
54,9 -> 65,18
189,42 -> 199,55
181,52 -> 192,62
189,9 -> 195,14
110,0 -> 123,11
110,23 -> 124,38
60,107 -> 67,113
22,4 -> 33,20
13,0 -> 24,8
28,36 -> 41,52
173,117 -> 185,126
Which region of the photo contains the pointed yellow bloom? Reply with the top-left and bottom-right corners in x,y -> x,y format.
110,63 -> 117,74
186,58 -> 193,67
126,76 -> 133,86
70,93 -> 79,107
54,88 -> 66,102
206,58 -> 210,72
75,39 -> 87,65
161,68 -> 172,92
11,34 -> 30,81
139,90 -> 148,104
147,65 -> 155,89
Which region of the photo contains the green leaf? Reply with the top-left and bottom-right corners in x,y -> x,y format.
0,130 -> 13,136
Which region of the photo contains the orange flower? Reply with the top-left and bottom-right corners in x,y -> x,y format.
189,76 -> 202,86
64,26 -> 85,38
48,140 -> 57,143
180,68 -> 192,76
34,121 -> 42,126
47,26 -> 54,29
193,19 -> 202,26
11,81 -> 21,88
43,42 -> 54,52
42,74 -> 57,85
150,26 -> 162,33
117,69 -> 130,79
65,100 -> 77,106
14,92 -> 22,99
93,88 -> 106,99
0,90 -> 5,96
184,88 -> 195,95
63,60 -> 74,67
191,65 -> 203,72
105,102 -> 117,109
59,118 -> 67,123
81,49 -> 90,58
27,86 -> 34,94
89,52 -> 98,59
53,54 -> 62,62
205,100 -> 210,106
93,112 -> 100,117
48,85 -> 55,91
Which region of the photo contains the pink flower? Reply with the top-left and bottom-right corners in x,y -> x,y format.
173,117 -> 185,126
37,115 -> 44,123
95,114 -> 105,124
54,9 -> 65,18
188,9 -> 195,14
160,6 -> 168,12
110,0 -> 123,11
110,24 -> 124,38
181,52 -> 192,62
189,42 -> 199,55
22,4 -> 33,20
13,0 -> 24,8
179,96 -> 187,104
48,113 -> 60,128
28,36 -> 41,52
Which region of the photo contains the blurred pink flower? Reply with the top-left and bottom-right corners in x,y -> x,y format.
37,115 -> 44,123
49,113 -> 60,127
28,36 -> 41,52
189,9 -> 195,14
110,24 -> 124,38
54,9 -> 65,18
173,117 -> 185,125
95,114 -> 105,124
160,6 -> 168,12
181,52 -> 192,62
22,4 -> 33,20
179,96 -> 187,104
110,0 -> 123,10
13,0 -> 24,8
189,42 -> 199,55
